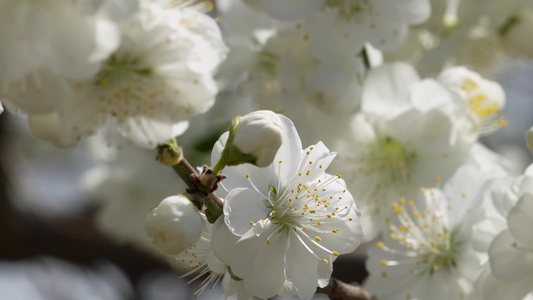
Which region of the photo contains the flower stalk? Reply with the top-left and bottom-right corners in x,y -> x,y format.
156,138 -> 224,223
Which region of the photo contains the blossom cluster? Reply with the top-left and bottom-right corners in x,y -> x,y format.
1,0 -> 227,148
2,1 -> 533,300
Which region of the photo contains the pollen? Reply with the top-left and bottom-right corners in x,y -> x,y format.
315,236 -> 322,242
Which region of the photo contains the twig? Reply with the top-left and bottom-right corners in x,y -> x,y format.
316,278 -> 372,300
156,138 -> 224,222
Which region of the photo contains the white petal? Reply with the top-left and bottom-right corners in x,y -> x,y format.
507,193 -> 533,247
361,62 -> 420,118
476,264 -> 533,300
211,132 -> 274,192
259,0 -> 323,21
229,228 -> 286,299
306,9 -> 366,60
409,79 -> 454,112
1,69 -> 71,115
472,217 -> 507,252
29,6 -> 119,80
364,16 -> 409,52
293,141 -> 335,182
210,217 -> 240,265
28,113 -> 77,148
119,117 -> 189,149
373,0 -> 431,25
273,115 -> 303,185
224,188 -> 269,236
489,230 -> 533,282
285,231 -> 320,299
0,2 -> 37,81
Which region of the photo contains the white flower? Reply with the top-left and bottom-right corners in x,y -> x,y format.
233,29 -> 365,145
364,165 -> 491,300
332,108 -> 469,238
472,164 -> 533,300
331,62 -> 509,239
223,110 -> 283,168
174,215 -> 253,300
438,66 -> 507,137
471,164 -> 533,252
145,195 -> 203,255
0,0 -> 128,114
359,62 -> 451,119
53,2 -> 227,148
483,194 -> 533,300
210,114 -> 363,299
397,0 -> 527,76
240,0 -> 430,54
0,0 -> 123,83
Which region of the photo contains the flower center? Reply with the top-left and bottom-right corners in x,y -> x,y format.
364,136 -> 416,183
424,229 -> 460,274
257,51 -> 280,77
384,193 -> 461,276
267,185 -> 307,230
94,52 -> 152,87
254,155 -> 347,232
325,0 -> 370,20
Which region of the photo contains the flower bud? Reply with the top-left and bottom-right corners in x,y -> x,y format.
217,110 -> 283,170
145,195 -> 203,255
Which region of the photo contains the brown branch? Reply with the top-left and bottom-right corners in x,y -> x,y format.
156,138 -> 224,222
316,278 -> 372,300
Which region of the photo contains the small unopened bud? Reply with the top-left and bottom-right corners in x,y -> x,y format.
145,195 -> 203,255
156,138 -> 183,166
215,110 -> 283,172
